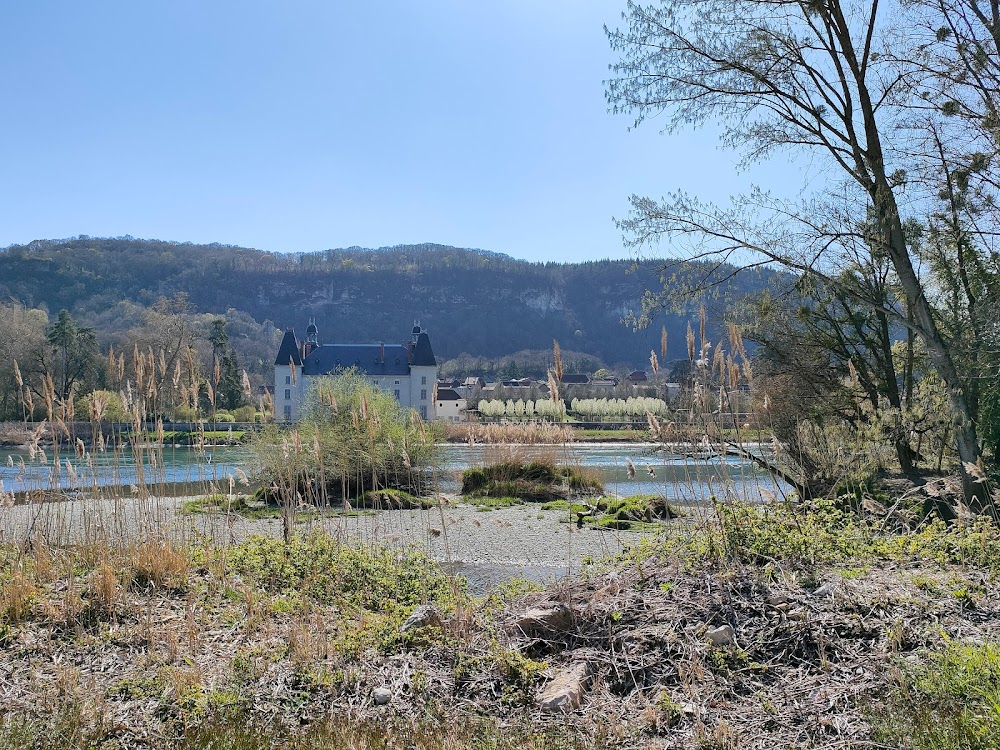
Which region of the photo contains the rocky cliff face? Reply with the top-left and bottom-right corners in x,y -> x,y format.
0,238 -> 781,368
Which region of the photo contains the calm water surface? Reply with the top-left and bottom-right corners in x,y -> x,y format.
1,441 -> 781,502
0,445 -> 248,493
436,442 -> 783,502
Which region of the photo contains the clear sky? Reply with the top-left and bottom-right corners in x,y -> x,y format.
1,1 -> 793,263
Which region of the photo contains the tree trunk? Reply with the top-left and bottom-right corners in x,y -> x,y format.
876,176 -> 987,507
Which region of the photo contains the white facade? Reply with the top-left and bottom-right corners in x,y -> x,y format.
435,390 -> 467,423
274,323 -> 438,422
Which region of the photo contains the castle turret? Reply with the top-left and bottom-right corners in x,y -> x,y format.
407,325 -> 437,420
274,328 -> 303,421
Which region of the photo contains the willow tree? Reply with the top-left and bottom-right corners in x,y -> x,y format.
607,0 -> 990,506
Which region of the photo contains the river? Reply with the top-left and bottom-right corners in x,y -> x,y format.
2,441 -> 782,503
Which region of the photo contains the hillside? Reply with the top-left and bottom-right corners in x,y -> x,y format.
0,237 -> 780,371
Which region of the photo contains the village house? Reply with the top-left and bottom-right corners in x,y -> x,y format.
435,387 -> 467,422
274,321 -> 438,422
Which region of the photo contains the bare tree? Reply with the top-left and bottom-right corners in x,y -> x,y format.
607,0 -> 989,506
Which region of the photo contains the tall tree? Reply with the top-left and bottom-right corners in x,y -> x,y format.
607,0 -> 990,505
0,304 -> 48,420
208,318 -> 245,411
45,309 -> 99,402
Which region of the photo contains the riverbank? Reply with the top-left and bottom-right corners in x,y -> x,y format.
1,497 -> 998,749
0,493 -> 661,587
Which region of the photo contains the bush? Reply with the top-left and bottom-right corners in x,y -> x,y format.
213,412 -> 235,423
74,390 -> 127,422
461,460 -> 603,501
232,405 -> 256,422
172,406 -> 198,423
249,369 -> 439,503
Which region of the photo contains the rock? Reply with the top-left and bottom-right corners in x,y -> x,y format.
767,591 -> 789,606
400,604 -> 442,634
372,687 -> 392,705
706,624 -> 734,646
812,582 -> 838,598
536,662 -> 590,712
511,602 -> 573,636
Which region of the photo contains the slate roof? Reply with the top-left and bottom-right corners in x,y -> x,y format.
436,388 -> 462,401
302,344 -> 411,377
274,330 -> 302,366
411,331 -> 436,366
560,373 -> 590,384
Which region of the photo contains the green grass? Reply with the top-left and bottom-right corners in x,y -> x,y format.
0,709 -> 612,750
355,488 -> 435,509
875,641 -> 1000,749
183,494 -> 285,519
184,489 -> 432,519
158,430 -> 246,445
541,494 -> 679,532
638,497 -> 1000,572
573,429 -> 650,442
462,495 -> 525,510
223,533 -> 456,610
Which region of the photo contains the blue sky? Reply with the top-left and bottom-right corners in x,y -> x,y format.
1,1 -> 793,263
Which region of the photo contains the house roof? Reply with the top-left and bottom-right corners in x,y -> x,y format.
627,370 -> 648,382
436,388 -> 462,401
561,373 -> 590,384
302,344 -> 411,377
411,331 -> 436,366
274,329 -> 302,366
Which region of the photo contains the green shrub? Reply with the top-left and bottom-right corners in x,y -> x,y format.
213,412 -> 235,423
225,533 -> 454,611
461,461 -> 603,501
232,405 -> 256,422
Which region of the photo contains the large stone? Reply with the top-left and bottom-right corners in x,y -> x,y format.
400,604 -> 442,634
372,687 -> 392,705
511,602 -> 573,636
536,662 -> 591,712
705,624 -> 735,646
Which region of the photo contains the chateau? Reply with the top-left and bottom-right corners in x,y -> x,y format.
273,321 -> 438,421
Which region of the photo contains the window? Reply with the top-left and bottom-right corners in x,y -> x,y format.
283,406 -> 292,421
420,406 -> 427,419
284,389 -> 291,401
285,375 -> 291,385
421,376 -> 427,385
420,389 -> 427,400
394,380 -> 400,385
393,390 -> 400,400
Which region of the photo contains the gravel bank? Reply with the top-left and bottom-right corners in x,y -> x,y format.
0,495 -> 657,590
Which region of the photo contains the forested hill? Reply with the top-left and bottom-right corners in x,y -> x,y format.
0,237 -> 779,370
